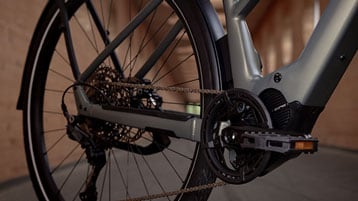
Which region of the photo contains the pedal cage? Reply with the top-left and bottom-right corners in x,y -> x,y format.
222,126 -> 318,154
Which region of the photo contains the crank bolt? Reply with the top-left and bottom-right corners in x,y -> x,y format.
237,102 -> 246,113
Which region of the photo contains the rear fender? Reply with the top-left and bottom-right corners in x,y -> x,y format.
16,1 -> 53,110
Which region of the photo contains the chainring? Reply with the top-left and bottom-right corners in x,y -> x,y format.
201,89 -> 272,184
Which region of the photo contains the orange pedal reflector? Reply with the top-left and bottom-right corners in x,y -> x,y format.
294,141 -> 314,150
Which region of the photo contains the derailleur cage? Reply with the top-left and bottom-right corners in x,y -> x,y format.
65,117 -> 106,201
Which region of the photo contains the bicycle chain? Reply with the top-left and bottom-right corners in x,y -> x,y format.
118,181 -> 226,201
109,81 -> 223,95
102,81 -> 227,200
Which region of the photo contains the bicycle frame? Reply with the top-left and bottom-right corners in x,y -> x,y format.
69,0 -> 357,142
226,0 -> 357,107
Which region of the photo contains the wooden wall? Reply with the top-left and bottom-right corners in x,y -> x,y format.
0,0 -> 356,183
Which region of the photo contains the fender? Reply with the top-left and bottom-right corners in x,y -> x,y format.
195,0 -> 233,90
17,0 -> 229,110
17,1 -> 53,110
195,0 -> 225,41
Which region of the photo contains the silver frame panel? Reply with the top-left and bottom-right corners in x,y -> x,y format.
225,0 -> 357,106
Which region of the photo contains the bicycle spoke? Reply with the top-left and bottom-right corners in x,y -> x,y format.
111,150 -> 132,199
122,11 -> 176,72
45,133 -> 67,154
55,49 -> 71,66
106,0 -> 114,30
49,68 -> 75,83
43,128 -> 66,134
99,0 -> 105,28
140,135 -> 193,160
168,77 -> 199,88
108,151 -> 112,201
127,1 -> 133,77
135,20 -> 183,79
160,150 -> 185,183
43,110 -> 64,116
125,144 -> 131,200
71,177 -> 88,201
99,154 -> 109,201
124,0 -> 145,76
144,133 -> 187,182
85,0 -> 123,72
57,151 -> 86,197
50,144 -> 81,174
86,1 -> 100,53
151,30 -> 186,82
127,3 -> 158,72
70,164 -> 92,201
151,34 -> 189,85
73,15 -> 99,53
80,0 -> 163,82
122,37 -> 132,73
46,88 -> 73,94
133,142 -> 171,201
128,142 -> 151,198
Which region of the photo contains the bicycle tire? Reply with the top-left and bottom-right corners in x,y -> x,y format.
21,0 -> 222,201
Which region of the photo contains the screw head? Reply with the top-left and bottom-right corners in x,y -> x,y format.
274,73 -> 282,83
339,55 -> 346,62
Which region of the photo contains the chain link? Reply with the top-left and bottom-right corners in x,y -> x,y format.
118,181 -> 226,201
109,81 -> 223,95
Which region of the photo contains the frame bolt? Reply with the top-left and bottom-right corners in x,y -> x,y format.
274,73 -> 282,83
339,55 -> 346,62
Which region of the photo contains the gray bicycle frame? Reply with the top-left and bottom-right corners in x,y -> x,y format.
74,0 -> 357,142
225,0 -> 357,107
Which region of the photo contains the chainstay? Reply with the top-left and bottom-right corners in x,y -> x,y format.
109,81 -> 223,94
97,81 -> 226,200
118,181 -> 226,201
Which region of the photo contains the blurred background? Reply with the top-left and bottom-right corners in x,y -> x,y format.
0,0 -> 357,193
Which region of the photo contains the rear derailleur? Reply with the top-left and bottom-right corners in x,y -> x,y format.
63,115 -> 105,201
60,68 -> 171,200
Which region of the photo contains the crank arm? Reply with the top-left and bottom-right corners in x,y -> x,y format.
74,86 -> 202,142
222,126 -> 318,154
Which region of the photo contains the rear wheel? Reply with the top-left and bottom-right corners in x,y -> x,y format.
22,0 -> 222,200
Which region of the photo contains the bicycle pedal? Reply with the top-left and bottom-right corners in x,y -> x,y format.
221,126 -> 318,154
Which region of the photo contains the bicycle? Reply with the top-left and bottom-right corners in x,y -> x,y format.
16,0 -> 357,200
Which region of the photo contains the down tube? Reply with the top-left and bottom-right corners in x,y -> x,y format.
252,0 -> 357,107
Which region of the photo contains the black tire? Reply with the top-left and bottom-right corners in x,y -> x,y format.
22,0 -> 221,200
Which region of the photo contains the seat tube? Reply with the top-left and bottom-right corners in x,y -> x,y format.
223,0 -> 262,90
